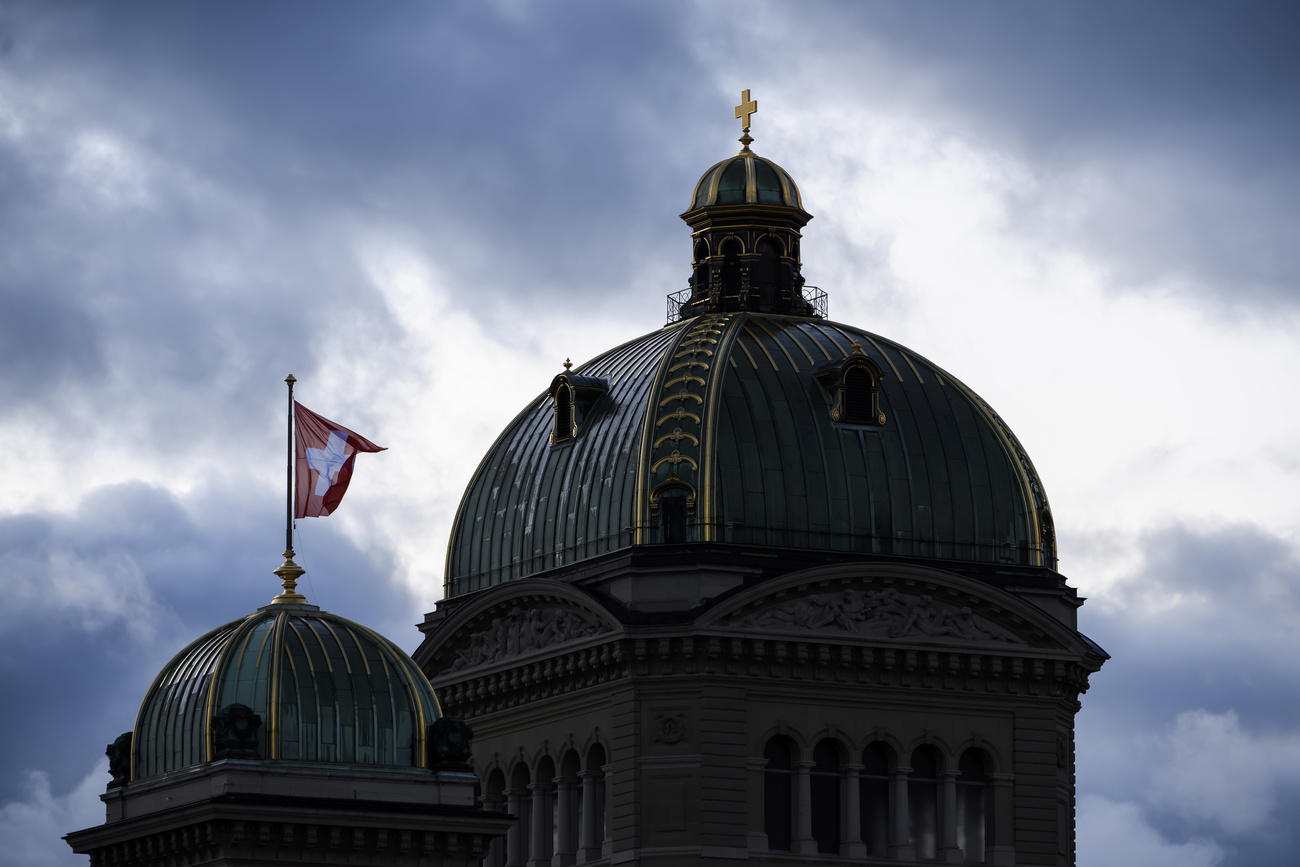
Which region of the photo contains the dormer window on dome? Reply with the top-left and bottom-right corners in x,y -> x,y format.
816,343 -> 887,426
549,361 -> 609,445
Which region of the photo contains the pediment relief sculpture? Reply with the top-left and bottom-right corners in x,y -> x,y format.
447,605 -> 610,672
727,587 -> 1026,645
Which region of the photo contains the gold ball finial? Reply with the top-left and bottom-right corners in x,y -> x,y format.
734,89 -> 757,152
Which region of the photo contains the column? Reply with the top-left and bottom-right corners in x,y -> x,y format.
553,777 -> 576,866
484,793 -> 507,867
941,770 -> 962,863
746,756 -> 770,853
795,760 -> 816,855
841,763 -> 867,858
578,771 -> 600,862
989,772 -> 1016,866
506,788 -> 527,867
528,784 -> 551,867
890,766 -> 914,861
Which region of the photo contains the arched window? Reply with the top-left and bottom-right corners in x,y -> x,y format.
659,487 -> 689,544
580,743 -> 606,858
909,746 -> 941,861
860,743 -> 892,856
811,740 -> 842,854
553,383 -> 574,443
533,756 -> 556,864
693,240 -> 709,302
763,736 -> 795,851
556,750 -> 581,862
820,350 -> 886,427
957,749 -> 992,863
755,237 -> 781,311
508,763 -> 532,867
484,769 -> 508,867
721,239 -> 741,300
842,366 -> 873,423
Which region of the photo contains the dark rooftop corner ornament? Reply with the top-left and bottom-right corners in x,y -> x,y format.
105,732 -> 131,788
211,703 -> 262,760
427,718 -> 474,771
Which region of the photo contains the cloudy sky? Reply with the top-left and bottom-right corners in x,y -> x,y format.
0,1 -> 1296,864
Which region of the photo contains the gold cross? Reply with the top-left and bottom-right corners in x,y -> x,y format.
734,89 -> 757,131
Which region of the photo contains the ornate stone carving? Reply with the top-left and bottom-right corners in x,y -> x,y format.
106,731 -> 132,788
731,588 -> 1024,644
211,703 -> 262,759
448,606 -> 606,672
652,712 -> 687,745
427,718 -> 474,770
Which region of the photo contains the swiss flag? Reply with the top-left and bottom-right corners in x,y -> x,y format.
293,401 -> 386,518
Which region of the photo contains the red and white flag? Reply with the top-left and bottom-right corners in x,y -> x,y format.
294,401 -> 385,518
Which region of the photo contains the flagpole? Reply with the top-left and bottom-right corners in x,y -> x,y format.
272,374 -> 307,605
285,374 -> 296,555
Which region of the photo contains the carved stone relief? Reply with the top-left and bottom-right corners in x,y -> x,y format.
651,712 -> 688,745
728,587 -> 1025,645
448,605 -> 607,672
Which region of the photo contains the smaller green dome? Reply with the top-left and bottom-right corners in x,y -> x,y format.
689,152 -> 804,210
130,603 -> 441,782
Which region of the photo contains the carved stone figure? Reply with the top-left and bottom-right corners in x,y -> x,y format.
211,703 -> 262,759
105,732 -> 132,788
734,586 -> 1024,644
448,606 -> 605,671
427,718 -> 474,770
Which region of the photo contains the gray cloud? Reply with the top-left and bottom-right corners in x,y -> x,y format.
0,480 -> 410,806
1075,522 -> 1300,866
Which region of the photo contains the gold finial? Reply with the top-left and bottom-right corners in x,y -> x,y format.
850,340 -> 863,355
271,549 -> 307,605
563,358 -> 573,371
734,89 -> 757,152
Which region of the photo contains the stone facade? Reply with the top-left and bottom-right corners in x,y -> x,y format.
415,553 -> 1103,866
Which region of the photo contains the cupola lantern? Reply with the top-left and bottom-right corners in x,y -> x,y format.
675,90 -> 818,320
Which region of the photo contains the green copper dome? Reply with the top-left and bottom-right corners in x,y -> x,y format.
444,313 -> 1056,597
689,152 -> 804,210
130,603 -> 440,782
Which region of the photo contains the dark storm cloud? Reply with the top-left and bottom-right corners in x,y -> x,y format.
1075,522 -> 1300,865
3,0 -> 712,306
0,0 -> 721,456
0,480 -> 411,806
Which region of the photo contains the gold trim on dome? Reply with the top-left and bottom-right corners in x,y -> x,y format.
698,315 -> 745,541
665,373 -> 707,389
636,314 -> 734,544
266,611 -> 286,759
668,359 -> 709,372
655,408 -> 702,427
201,614 -> 263,764
657,390 -> 704,407
654,428 -> 700,449
651,451 -> 699,473
347,618 -> 436,767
